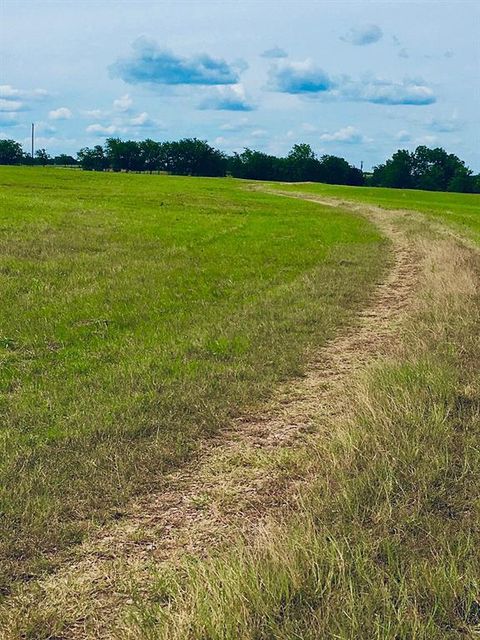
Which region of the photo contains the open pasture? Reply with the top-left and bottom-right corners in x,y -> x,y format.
267,181 -> 480,244
0,167 -> 385,585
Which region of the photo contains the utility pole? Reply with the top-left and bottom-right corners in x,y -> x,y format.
31,123 -> 35,161
360,160 -> 364,173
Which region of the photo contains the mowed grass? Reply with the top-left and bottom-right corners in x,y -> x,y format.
267,181 -> 480,244
0,167 -> 386,588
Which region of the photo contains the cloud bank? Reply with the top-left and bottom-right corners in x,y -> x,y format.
110,38 -> 243,86
269,60 -> 334,94
269,61 -> 436,105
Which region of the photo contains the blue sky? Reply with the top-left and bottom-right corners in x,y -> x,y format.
1,0 -> 479,170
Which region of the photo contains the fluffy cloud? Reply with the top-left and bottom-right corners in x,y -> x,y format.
110,38 -> 243,86
113,94 -> 133,112
342,77 -> 436,105
269,61 -> 436,105
341,24 -> 383,46
261,46 -> 288,59
0,85 -> 48,100
319,126 -> 366,143
86,123 -> 119,135
128,111 -> 162,128
268,60 -> 334,94
49,107 -> 73,120
0,84 -> 49,114
198,84 -> 254,111
0,98 -> 24,112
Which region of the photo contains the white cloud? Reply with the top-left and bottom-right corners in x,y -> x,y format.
129,111 -> 150,126
86,123 -> 119,135
49,107 -> 73,120
340,76 -> 436,106
198,83 -> 254,111
113,94 -> 133,112
81,109 -> 108,119
0,98 -> 23,112
319,126 -> 365,143
0,85 -> 48,99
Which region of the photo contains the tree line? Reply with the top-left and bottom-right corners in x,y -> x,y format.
371,146 -> 478,193
0,136 -> 478,193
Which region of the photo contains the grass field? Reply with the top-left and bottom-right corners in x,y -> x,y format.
1,169 -> 479,639
267,181 -> 480,244
0,167 -> 386,588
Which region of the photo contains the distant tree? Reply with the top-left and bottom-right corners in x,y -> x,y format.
318,155 -> 353,185
228,146 -> 363,185
104,138 -> 142,172
53,154 -> 78,166
373,146 -> 474,192
138,139 -> 163,172
77,145 -> 108,171
473,175 -> 480,194
285,143 -> 319,181
163,138 -> 227,176
371,149 -> 414,188
0,139 -> 24,165
447,166 -> 474,193
229,148 -> 284,181
35,149 -> 51,166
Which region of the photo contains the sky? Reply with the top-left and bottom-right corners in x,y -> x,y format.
1,0 -> 479,170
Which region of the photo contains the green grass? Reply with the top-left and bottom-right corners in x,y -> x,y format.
266,181 -> 480,245
122,219 -> 480,640
0,167 -> 386,589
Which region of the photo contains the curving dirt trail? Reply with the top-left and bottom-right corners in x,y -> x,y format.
0,192 -> 422,639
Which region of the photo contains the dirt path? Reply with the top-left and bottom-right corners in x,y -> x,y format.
0,193 -> 421,639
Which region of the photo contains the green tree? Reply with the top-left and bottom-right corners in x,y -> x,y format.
371,150 -> 413,188
138,139 -> 163,172
77,145 -> 108,171
286,143 -> 319,181
35,149 -> 51,166
0,139 -> 24,164
53,154 -> 77,166
163,138 -> 227,176
104,138 -> 142,172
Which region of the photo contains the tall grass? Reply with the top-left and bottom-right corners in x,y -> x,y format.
124,237 -> 480,639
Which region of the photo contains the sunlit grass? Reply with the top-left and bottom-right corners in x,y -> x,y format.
0,167 -> 386,588
266,180 -> 480,244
